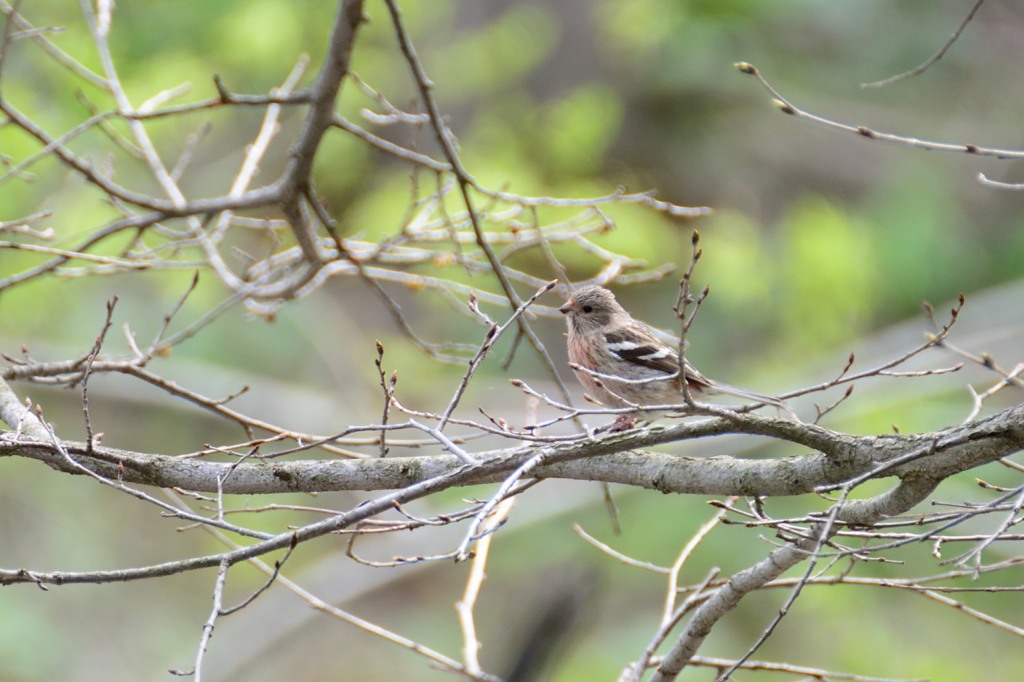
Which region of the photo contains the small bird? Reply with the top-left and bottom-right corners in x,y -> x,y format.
559,285 -> 785,430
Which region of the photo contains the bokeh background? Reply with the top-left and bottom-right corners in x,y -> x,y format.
2,1 -> 1024,680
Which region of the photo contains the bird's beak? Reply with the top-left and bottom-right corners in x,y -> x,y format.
558,299 -> 575,315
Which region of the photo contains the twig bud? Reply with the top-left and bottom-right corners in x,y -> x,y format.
772,98 -> 796,115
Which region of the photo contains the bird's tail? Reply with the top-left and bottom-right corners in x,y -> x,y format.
707,381 -> 789,410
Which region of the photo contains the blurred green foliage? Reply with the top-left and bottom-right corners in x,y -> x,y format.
2,1 -> 1023,681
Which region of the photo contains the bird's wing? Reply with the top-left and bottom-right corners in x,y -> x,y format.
604,325 -> 680,375
605,324 -> 719,391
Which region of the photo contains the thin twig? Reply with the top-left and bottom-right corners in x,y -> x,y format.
184,558 -> 229,681
438,280 -> 557,431
456,496 -> 515,675
622,569 -> 721,682
663,498 -> 735,627
81,297 -> 118,453
672,230 -> 704,405
383,0 -> 578,410
736,62 -> 1024,160
375,340 -> 393,457
861,0 -> 985,89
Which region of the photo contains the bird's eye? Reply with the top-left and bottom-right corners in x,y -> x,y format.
581,304 -> 593,313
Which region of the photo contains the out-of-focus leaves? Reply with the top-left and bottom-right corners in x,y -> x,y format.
777,196 -> 877,351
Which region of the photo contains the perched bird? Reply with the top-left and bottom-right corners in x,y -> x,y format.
559,285 -> 785,429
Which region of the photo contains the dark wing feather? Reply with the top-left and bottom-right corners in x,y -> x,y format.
605,325 -> 716,391
604,326 -> 679,375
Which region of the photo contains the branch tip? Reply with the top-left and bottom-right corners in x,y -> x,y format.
771,98 -> 796,115
213,74 -> 229,101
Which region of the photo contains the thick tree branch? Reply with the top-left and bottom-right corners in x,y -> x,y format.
278,0 -> 365,263
3,403 -> 1022,497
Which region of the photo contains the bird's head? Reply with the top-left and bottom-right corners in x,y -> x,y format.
559,285 -> 626,333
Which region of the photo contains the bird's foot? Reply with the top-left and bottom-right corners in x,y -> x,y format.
607,415 -> 637,433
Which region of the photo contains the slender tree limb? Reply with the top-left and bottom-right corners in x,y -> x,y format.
736,62 -> 1024,161
650,476 -> 940,681
861,0 -> 985,89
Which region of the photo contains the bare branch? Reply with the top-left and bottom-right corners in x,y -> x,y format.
861,0 -> 985,89
736,62 -> 1024,161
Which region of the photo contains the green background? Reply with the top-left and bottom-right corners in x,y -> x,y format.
1,1 -> 1023,680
